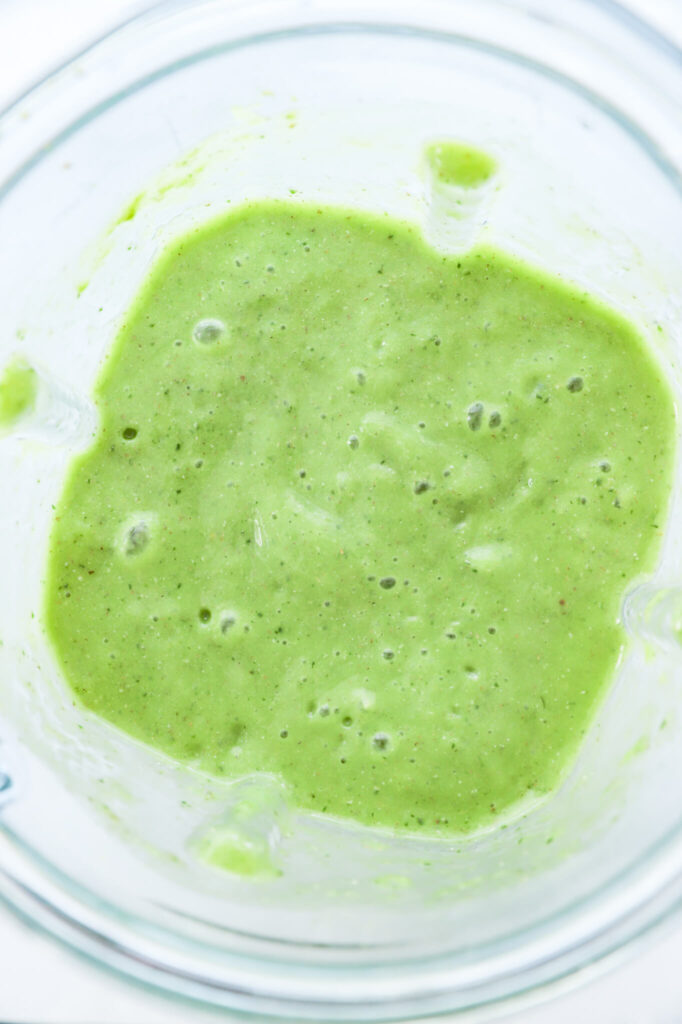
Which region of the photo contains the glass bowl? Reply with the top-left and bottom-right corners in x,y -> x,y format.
1,0 -> 682,1019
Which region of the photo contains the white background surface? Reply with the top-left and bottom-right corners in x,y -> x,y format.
1,1 -> 681,1021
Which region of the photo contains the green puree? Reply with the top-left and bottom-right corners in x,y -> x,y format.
45,202 -> 675,836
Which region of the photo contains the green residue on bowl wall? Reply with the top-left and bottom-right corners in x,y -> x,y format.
425,141 -> 497,188
0,357 -> 37,429
196,825 -> 281,879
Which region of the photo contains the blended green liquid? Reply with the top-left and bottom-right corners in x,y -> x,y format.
45,201 -> 674,836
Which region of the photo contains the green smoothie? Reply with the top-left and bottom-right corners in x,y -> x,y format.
44,201 -> 675,836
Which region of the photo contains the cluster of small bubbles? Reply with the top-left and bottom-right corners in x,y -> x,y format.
382,649 -> 395,660
372,732 -> 391,750
414,480 -> 430,495
220,613 -> 236,634
467,402 -> 484,431
567,376 -> 584,393
122,426 -> 138,440
193,318 -> 225,345
123,521 -> 150,556
599,460 -> 611,473
379,576 -> 396,590
318,703 -> 331,718
348,434 -> 359,449
198,607 -> 212,624
489,411 -> 502,429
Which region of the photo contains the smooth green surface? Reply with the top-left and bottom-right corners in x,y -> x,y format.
425,141 -> 497,188
0,357 -> 37,427
45,201 -> 675,836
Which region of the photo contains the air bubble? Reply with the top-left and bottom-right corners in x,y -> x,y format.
122,426 -> 137,440
382,649 -> 394,660
567,376 -> 583,393
199,608 -> 212,624
467,402 -> 484,430
599,460 -> 611,473
379,577 -> 396,590
220,613 -> 236,634
489,411 -> 501,428
123,521 -> 150,556
348,434 -> 359,449
356,370 -> 366,385
193,318 -> 225,345
414,480 -> 430,495
372,732 -> 390,750
318,704 -> 330,718
342,715 -> 353,727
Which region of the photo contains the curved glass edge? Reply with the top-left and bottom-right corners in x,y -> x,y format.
0,0 -> 680,150
1,863 -> 681,1020
0,0 -> 679,137
592,0 -> 682,63
1,818 -> 682,1018
0,14 -> 679,232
